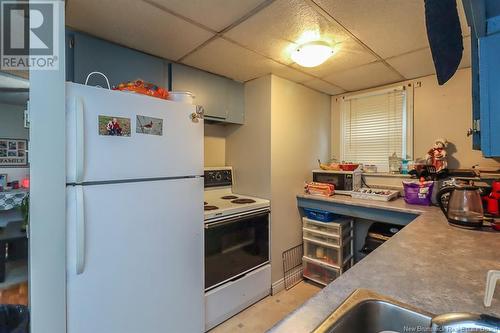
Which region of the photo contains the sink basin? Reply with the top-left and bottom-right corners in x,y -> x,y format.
313,289 -> 434,333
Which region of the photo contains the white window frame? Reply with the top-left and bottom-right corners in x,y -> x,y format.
339,85 -> 414,171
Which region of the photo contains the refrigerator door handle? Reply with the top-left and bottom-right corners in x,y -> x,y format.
75,97 -> 85,183
76,185 -> 85,274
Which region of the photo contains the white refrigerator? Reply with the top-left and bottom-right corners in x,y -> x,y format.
65,83 -> 204,333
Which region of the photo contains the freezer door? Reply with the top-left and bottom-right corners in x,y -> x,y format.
66,178 -> 204,333
66,82 -> 203,183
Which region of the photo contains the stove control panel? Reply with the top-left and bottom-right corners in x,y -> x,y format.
204,169 -> 232,188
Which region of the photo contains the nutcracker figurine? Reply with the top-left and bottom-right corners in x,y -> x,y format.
425,138 -> 448,172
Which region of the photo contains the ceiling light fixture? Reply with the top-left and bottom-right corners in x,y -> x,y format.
291,41 -> 334,68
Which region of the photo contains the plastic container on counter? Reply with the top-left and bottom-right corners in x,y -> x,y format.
303,208 -> 337,222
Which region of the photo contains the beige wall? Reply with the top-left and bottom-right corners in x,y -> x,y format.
226,75 -> 331,283
331,68 -> 500,169
413,69 -> 500,168
269,76 -> 330,282
204,124 -> 226,167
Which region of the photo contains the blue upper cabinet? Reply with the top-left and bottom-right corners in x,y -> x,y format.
66,30 -> 166,88
479,17 -> 500,157
66,30 -> 245,125
470,36 -> 481,150
169,63 -> 244,124
463,0 -> 500,157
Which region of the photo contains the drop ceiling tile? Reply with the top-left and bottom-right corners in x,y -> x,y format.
313,0 -> 432,58
224,0 -> 354,65
324,62 -> 402,92
386,35 -> 471,80
291,39 -> 376,77
302,79 -> 345,95
183,38 -> 315,82
182,38 -> 273,81
66,0 -> 214,61
146,0 -> 267,32
386,48 -> 435,79
268,63 -> 316,83
182,38 -> 313,83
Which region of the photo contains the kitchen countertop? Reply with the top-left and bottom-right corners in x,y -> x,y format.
269,194 -> 500,332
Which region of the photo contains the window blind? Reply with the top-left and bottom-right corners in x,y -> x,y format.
341,88 -> 407,171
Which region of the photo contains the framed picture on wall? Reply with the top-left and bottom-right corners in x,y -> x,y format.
0,139 -> 28,167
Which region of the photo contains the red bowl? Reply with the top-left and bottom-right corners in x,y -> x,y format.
340,163 -> 359,171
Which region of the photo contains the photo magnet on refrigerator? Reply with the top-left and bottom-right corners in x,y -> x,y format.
136,115 -> 163,136
98,115 -> 131,137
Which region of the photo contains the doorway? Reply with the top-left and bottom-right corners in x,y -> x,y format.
0,71 -> 30,305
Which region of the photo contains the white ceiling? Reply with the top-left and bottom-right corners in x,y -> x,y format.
66,0 -> 471,95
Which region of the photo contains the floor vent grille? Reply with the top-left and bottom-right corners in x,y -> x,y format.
282,243 -> 303,291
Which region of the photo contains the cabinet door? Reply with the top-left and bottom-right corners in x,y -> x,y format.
462,0 -> 484,149
225,79 -> 245,124
70,32 -> 165,88
170,63 -> 228,120
479,30 -> 500,157
470,36 -> 481,150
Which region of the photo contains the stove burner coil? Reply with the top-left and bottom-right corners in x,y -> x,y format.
221,195 -> 238,200
204,205 -> 219,211
231,198 -> 256,204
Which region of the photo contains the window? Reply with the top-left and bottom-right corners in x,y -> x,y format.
340,86 -> 413,172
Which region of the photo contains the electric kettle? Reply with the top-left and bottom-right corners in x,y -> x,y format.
437,184 -> 484,229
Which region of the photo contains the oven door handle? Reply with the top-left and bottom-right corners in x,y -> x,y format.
205,210 -> 270,229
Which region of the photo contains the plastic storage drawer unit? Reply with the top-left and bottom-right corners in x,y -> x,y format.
301,214 -> 354,286
302,217 -> 352,235
302,227 -> 352,246
302,257 -> 340,286
303,238 -> 352,268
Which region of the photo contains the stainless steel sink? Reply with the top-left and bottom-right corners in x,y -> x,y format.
313,289 -> 434,333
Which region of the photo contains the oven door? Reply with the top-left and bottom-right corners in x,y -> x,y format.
205,210 -> 270,291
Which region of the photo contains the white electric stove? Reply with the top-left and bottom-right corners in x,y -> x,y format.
204,188 -> 270,221
203,167 -> 271,331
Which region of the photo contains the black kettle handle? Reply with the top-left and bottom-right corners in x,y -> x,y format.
437,186 -> 455,214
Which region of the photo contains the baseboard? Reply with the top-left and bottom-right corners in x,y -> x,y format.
271,278 -> 284,295
271,266 -> 303,295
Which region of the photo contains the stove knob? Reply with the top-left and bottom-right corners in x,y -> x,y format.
215,173 -> 222,181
